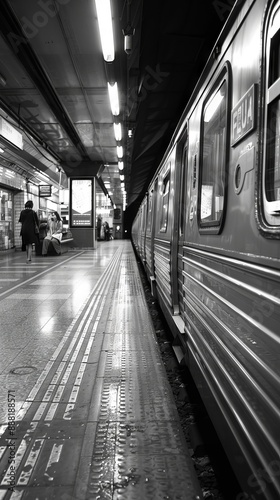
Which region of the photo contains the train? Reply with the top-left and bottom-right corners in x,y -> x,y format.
131,0 -> 280,498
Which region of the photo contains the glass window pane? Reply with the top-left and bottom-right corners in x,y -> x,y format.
180,148 -> 187,236
269,30 -> 280,85
200,80 -> 227,225
263,8 -> 280,226
160,173 -> 170,232
147,191 -> 153,232
265,99 -> 280,202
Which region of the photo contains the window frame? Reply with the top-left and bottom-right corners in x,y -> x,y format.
146,189 -> 153,233
197,64 -> 231,234
261,3 -> 280,231
159,166 -> 171,233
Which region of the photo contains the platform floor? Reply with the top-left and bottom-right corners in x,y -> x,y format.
0,240 -> 202,499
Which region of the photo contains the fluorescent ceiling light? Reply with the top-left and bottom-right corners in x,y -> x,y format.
117,145 -> 123,158
95,0 -> 115,62
118,161 -> 124,170
114,123 -> 122,141
5,170 -> 15,178
108,82 -> 119,116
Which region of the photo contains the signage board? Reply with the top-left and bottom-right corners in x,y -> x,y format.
0,116 -> 23,149
39,185 -> 52,197
70,179 -> 93,227
231,84 -> 256,146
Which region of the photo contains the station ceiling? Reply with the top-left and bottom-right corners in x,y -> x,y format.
0,0 -> 235,227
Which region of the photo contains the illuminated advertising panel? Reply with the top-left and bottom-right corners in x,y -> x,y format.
70,179 -> 93,227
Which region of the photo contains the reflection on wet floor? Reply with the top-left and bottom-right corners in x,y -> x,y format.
0,241 -> 202,500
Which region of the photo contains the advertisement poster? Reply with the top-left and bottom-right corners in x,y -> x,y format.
201,184 -> 213,220
70,179 -> 92,227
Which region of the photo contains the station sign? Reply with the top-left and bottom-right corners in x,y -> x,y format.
231,84 -> 257,146
0,116 -> 23,149
39,184 -> 52,197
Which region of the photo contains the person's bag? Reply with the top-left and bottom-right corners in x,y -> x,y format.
33,211 -> 39,234
51,233 -> 62,242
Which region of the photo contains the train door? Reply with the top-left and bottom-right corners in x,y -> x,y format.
140,197 -> 147,260
176,129 -> 189,318
150,179 -> 158,281
153,143 -> 185,320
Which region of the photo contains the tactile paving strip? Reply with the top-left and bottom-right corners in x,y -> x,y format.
84,247 -> 202,499
0,243 -> 202,500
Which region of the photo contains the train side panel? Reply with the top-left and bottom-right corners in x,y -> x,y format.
133,0 -> 280,498
143,186 -> 156,280
181,1 -> 280,498
152,146 -> 177,315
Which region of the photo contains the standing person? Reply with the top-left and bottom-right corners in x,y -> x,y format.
104,221 -> 110,241
97,215 -> 102,240
42,211 -> 63,256
19,200 -> 39,263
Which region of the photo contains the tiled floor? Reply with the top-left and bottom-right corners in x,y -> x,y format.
0,241 -> 202,499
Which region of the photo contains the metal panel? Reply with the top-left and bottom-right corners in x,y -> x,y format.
182,246 -> 280,499
154,239 -> 172,309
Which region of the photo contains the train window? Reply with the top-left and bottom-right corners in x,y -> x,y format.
180,147 -> 188,236
147,190 -> 153,232
141,203 -> 147,231
160,172 -> 170,232
263,5 -> 280,226
199,71 -> 229,232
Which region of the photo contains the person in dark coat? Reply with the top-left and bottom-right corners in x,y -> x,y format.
103,221 -> 110,241
97,215 -> 102,240
19,200 -> 39,263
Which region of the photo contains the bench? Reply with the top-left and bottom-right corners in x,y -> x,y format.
60,236 -> 74,254
35,223 -> 73,255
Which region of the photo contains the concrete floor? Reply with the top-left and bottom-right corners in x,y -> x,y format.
0,241 -> 202,499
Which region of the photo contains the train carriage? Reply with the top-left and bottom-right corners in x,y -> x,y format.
132,0 -> 280,498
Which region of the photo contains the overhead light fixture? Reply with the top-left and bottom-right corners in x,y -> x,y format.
128,128 -> 133,138
0,147 -> 4,153
117,145 -> 123,158
5,170 -> 15,178
122,0 -> 135,55
120,174 -> 124,181
114,123 -> 122,141
118,161 -> 124,170
108,82 -> 119,116
123,31 -> 134,55
95,0 -> 115,62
